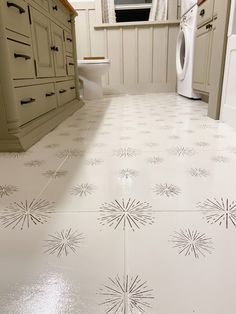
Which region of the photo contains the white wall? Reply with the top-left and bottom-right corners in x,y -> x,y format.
74,1 -> 180,94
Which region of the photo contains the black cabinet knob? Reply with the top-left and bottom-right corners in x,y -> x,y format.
51,46 -> 59,51
46,92 -> 55,97
53,5 -> 58,10
59,89 -> 67,94
200,9 -> 205,16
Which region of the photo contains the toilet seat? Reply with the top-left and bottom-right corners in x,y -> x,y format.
78,59 -> 110,65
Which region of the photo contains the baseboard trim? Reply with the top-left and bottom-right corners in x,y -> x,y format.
0,99 -> 84,152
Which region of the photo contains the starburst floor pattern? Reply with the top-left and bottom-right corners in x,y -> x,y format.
170,229 -> 213,258
99,275 -> 154,314
212,155 -> 229,163
85,158 -> 104,166
195,141 -> 209,147
168,146 -> 196,157
43,170 -> 68,179
189,168 -> 210,178
113,147 -> 138,158
56,149 -> 84,159
24,160 -> 45,167
119,168 -> 138,179
0,185 -> 18,198
0,199 -> 55,230
153,183 -> 181,197
70,183 -> 96,197
198,198 -> 236,229
147,156 -> 163,165
44,228 -> 85,257
99,198 -> 154,231
44,144 -> 60,149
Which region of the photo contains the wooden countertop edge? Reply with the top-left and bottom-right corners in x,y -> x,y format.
59,0 -> 77,15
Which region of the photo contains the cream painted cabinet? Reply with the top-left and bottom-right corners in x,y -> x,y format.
193,24 -> 211,92
0,0 -> 82,151
31,7 -> 55,77
193,0 -> 230,119
206,19 -> 217,90
51,22 -> 67,77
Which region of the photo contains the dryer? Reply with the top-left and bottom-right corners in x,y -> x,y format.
176,1 -> 200,99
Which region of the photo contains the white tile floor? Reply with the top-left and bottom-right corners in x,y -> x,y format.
0,93 -> 236,313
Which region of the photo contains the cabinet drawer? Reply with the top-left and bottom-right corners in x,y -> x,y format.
197,0 -> 214,27
56,80 -> 76,106
8,40 -> 35,79
56,81 -> 69,107
3,0 -> 30,37
16,83 -> 57,125
66,57 -> 75,76
33,0 -> 49,11
50,0 -> 72,29
64,30 -> 73,53
67,81 -> 76,102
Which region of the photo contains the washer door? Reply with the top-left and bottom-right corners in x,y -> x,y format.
176,28 -> 190,81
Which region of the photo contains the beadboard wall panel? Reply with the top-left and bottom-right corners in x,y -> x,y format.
74,1 -> 179,93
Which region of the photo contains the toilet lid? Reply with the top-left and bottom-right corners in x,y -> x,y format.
78,59 -> 110,65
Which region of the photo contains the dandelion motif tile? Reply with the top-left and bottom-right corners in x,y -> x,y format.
0,185 -> 18,198
1,93 -> 236,313
126,212 -> 236,313
44,228 -> 85,257
99,198 -> 154,232
170,228 -> 214,258
0,199 -> 55,230
0,213 -> 124,313
99,275 -> 154,313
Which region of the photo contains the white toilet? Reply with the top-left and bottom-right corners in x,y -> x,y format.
78,58 -> 110,100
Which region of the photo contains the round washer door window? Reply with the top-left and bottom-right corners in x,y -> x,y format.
176,28 -> 190,81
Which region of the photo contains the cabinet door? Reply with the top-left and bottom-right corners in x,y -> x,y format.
31,7 -> 54,77
193,25 -> 211,92
220,36 -> 236,128
206,19 -> 217,90
51,22 -> 67,77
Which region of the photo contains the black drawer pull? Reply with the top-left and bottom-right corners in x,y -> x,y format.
69,62 -> 74,66
14,53 -> 31,60
45,92 -> 55,97
59,89 -> 67,94
51,46 -> 59,51
20,98 -> 36,105
52,5 -> 58,10
66,37 -> 72,42
200,9 -> 205,16
70,86 -> 75,90
7,2 -> 25,14
68,19 -> 72,23
206,23 -> 212,29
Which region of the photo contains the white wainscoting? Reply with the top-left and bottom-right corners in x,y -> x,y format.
74,1 -> 180,94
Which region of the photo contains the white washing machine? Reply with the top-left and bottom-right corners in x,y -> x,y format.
176,0 -> 200,99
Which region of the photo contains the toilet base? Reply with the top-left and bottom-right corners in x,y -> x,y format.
80,76 -> 103,100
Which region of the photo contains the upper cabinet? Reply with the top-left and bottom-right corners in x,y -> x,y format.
193,0 -> 231,119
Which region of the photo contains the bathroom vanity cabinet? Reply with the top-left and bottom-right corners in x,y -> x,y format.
0,0 -> 83,151
192,0 -> 230,119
